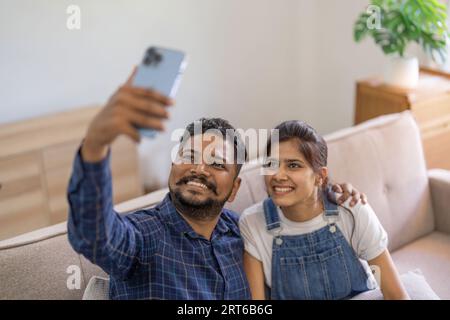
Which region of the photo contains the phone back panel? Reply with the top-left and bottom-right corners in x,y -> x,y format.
132,47 -> 186,138
133,47 -> 186,97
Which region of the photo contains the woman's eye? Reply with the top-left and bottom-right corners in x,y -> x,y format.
288,163 -> 301,169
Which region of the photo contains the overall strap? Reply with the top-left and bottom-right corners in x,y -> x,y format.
323,186 -> 340,229
263,197 -> 281,231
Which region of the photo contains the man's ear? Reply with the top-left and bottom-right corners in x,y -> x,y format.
227,177 -> 241,203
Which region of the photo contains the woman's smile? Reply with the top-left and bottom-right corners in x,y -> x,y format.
271,185 -> 295,196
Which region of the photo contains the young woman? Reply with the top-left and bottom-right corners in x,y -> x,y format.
239,120 -> 409,300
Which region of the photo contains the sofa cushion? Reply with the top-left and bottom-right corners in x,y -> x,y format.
79,255 -> 108,287
0,233 -> 85,299
391,231 -> 450,299
428,169 -> 450,234
351,269 -> 440,300
83,269 -> 440,300
82,276 -> 110,300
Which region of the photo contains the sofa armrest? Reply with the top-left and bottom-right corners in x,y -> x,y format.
428,169 -> 450,234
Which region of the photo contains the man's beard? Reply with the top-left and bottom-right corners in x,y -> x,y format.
169,185 -> 232,221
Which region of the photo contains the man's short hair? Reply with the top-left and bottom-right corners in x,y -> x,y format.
182,118 -> 248,175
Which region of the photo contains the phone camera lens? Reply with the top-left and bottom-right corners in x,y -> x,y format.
144,48 -> 162,66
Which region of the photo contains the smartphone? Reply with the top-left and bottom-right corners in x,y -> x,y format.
132,46 -> 187,138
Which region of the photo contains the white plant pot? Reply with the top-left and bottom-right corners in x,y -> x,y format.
383,56 -> 419,89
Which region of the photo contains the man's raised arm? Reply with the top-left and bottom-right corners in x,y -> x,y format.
66,68 -> 173,278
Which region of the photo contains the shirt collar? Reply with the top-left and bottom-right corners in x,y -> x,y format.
156,193 -> 230,240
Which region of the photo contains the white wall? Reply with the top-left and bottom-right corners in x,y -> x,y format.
0,0 -> 390,189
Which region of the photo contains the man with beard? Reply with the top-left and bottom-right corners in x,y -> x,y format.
67,69 -> 364,300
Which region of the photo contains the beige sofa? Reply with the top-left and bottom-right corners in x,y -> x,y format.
1,111 -> 449,299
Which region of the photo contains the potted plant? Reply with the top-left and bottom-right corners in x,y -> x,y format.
354,0 -> 449,88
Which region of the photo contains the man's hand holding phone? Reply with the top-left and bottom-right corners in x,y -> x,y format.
81,68 -> 174,163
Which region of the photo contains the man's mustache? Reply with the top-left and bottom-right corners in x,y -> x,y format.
176,175 -> 218,194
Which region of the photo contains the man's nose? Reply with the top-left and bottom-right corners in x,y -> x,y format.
190,163 -> 211,177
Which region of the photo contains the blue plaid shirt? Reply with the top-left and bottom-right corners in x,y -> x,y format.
67,147 -> 251,300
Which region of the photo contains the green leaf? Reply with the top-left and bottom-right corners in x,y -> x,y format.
354,0 -> 449,63
354,12 -> 372,42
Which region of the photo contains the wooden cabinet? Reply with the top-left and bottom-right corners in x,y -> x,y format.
0,152 -> 50,237
0,106 -> 143,240
355,68 -> 450,170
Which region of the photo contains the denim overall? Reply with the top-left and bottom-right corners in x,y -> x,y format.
264,191 -> 370,300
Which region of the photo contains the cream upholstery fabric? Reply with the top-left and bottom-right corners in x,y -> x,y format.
0,234 -> 84,299
392,232 -> 450,299
351,269 -> 440,300
82,269 -> 440,300
1,111 -> 449,299
428,169 -> 450,234
82,276 -> 110,300
325,113 -> 434,251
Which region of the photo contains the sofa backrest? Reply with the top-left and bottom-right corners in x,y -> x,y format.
226,111 -> 435,251
0,111 -> 435,299
326,111 -> 434,250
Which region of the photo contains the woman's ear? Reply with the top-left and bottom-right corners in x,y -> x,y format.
316,167 -> 328,186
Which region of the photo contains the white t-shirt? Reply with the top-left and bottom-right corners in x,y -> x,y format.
239,198 -> 388,287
